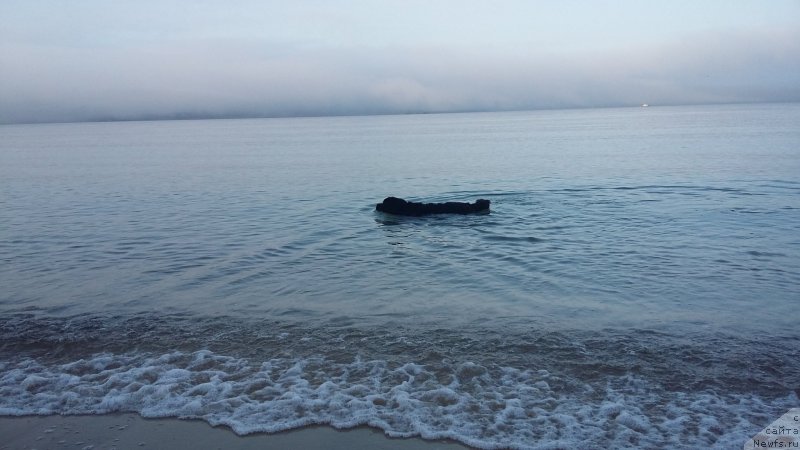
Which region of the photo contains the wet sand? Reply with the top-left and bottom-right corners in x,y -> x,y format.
0,414 -> 470,450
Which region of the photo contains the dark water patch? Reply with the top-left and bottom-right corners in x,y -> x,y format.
745,250 -> 788,258
729,207 -> 779,214
548,184 -> 749,195
479,234 -> 545,244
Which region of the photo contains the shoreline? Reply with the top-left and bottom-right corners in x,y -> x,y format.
0,414 -> 470,450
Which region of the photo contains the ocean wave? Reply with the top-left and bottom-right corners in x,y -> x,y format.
1,314 -> 798,449
1,350 -> 797,449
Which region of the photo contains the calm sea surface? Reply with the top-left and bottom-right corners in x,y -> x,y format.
1,104 -> 798,448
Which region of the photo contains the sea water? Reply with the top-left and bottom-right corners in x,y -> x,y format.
1,104 -> 798,449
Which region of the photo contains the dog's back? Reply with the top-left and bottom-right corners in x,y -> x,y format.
376,197 -> 490,216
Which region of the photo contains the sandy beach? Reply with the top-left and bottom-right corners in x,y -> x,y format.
0,414 -> 469,450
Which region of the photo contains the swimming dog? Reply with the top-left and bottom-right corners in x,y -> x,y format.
376,197 -> 490,216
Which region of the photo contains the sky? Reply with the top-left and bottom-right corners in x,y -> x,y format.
1,0 -> 799,124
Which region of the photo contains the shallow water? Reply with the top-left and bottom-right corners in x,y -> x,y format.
1,104 -> 799,448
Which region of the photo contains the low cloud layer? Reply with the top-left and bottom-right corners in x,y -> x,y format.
1,27 -> 798,124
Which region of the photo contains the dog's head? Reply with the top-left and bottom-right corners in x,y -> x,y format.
376,196 -> 409,213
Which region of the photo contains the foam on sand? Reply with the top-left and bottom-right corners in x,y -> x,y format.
0,413 -> 466,450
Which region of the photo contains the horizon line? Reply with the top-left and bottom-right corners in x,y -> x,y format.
1,100 -> 796,127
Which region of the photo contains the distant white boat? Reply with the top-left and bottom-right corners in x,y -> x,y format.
641,103 -> 649,107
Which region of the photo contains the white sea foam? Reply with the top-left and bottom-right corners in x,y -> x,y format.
0,350 -> 796,449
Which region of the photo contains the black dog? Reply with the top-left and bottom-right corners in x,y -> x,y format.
376,197 -> 490,216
